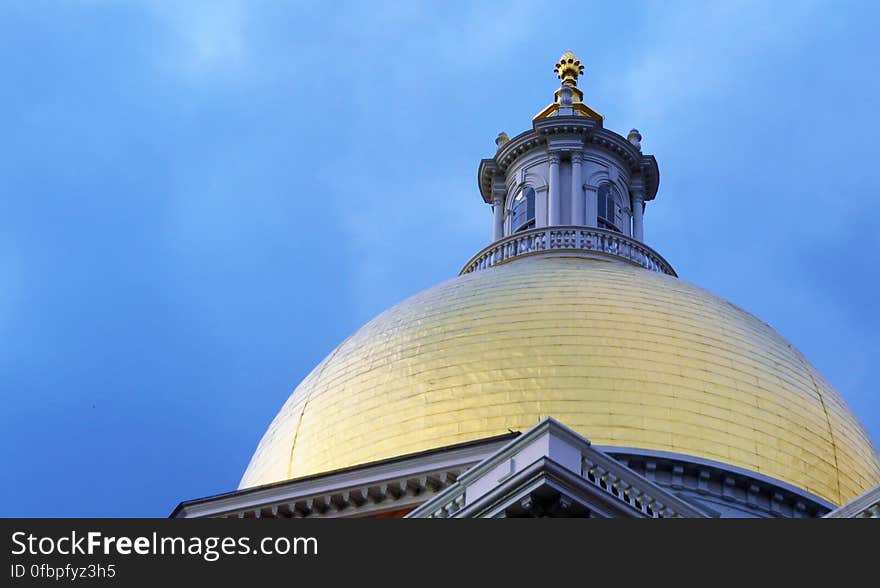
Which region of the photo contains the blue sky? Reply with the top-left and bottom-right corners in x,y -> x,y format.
1,1 -> 878,516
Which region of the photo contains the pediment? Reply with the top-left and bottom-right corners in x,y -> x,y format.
407,418 -> 709,519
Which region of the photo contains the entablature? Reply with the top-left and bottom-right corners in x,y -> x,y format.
479,118 -> 659,204
170,434 -> 517,519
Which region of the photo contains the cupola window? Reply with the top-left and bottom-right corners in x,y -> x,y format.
598,183 -> 619,232
511,187 -> 536,233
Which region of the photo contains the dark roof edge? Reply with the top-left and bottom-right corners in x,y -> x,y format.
169,431 -> 521,518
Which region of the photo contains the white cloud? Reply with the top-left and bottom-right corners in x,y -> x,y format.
141,0 -> 250,77
326,160 -> 485,319
426,0 -> 539,67
619,1 -> 823,122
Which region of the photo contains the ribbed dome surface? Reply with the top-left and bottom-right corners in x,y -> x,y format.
240,257 -> 880,505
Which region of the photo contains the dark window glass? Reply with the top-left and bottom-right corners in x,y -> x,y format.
598,183 -> 618,230
512,187 -> 536,232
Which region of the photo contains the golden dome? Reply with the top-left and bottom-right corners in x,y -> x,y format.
240,257 -> 880,505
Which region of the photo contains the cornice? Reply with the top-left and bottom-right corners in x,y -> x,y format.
479,117 -> 659,201
823,483 -> 880,518
171,433 -> 516,518
477,158 -> 497,203
408,417 -> 708,519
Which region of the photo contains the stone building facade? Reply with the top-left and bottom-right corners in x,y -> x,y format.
173,52 -> 880,519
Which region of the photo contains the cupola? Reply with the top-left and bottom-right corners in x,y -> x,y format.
472,51 -> 666,276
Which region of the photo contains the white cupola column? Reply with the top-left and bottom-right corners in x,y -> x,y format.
631,181 -> 645,241
548,153 -> 561,226
492,193 -> 504,241
570,153 -> 584,225
585,186 -> 598,227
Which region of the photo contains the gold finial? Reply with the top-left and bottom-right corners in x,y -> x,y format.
553,50 -> 584,87
534,50 -> 602,121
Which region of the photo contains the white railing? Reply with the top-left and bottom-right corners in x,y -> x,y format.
460,226 -> 676,277
414,444 -> 703,519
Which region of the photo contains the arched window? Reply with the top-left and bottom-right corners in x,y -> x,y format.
598,183 -> 619,231
511,187 -> 536,233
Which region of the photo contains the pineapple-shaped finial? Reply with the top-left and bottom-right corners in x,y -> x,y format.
553,50 -> 584,87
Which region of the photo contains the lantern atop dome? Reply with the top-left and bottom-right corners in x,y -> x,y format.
474,51 -> 662,275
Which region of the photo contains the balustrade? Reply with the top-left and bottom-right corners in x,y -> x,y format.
460,226 -> 676,277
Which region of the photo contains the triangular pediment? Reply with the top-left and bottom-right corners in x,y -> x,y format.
824,483 -> 880,518
407,418 -> 709,518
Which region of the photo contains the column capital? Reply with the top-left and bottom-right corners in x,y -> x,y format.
548,152 -> 561,165
631,179 -> 646,241
630,183 -> 646,203
491,174 -> 507,205
630,175 -> 646,192
571,152 -> 583,164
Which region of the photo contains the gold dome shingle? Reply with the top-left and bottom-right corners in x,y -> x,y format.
240,257 -> 880,505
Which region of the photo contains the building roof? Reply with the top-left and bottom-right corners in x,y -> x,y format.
239,256 -> 880,505
408,417 -> 710,518
172,433 -> 517,519
823,483 -> 880,518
